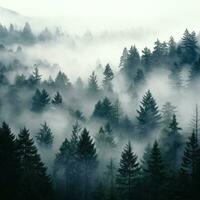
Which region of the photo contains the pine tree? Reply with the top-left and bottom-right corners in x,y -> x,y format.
31,89 -> 50,112
145,140 -> 165,200
119,47 -> 128,68
169,63 -> 182,89
77,128 -> 98,200
116,142 -> 140,200
189,57 -> 200,84
103,64 -> 114,92
168,36 -> 177,63
52,91 -> 62,105
161,115 -> 183,170
141,47 -> 152,71
55,71 -> 71,89
124,46 -> 140,80
137,90 -> 161,135
0,122 -> 20,200
180,131 -> 200,178
178,29 -> 198,64
36,122 -> 54,148
134,68 -> 146,90
28,67 -> 41,86
104,158 -> 117,200
17,128 -> 54,200
88,71 -> 99,94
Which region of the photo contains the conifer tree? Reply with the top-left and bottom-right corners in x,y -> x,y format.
124,46 -> 140,79
36,122 -> 54,148
189,57 -> 200,84
178,29 -> 198,64
104,158 -> 117,200
145,140 -> 165,200
17,128 -> 54,200
119,47 -> 128,68
0,122 -> 20,200
52,91 -> 62,105
137,90 -> 161,135
88,71 -> 99,94
116,142 -> 140,200
168,36 -> 177,63
141,47 -> 152,71
77,128 -> 98,200
103,64 -> 114,92
134,68 -> 146,90
55,71 -> 71,89
28,67 -> 41,86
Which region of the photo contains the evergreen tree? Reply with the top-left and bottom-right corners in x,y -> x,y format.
161,115 -> 183,170
141,47 -> 152,71
189,57 -> 200,84
169,63 -> 182,89
28,67 -> 41,86
0,122 -> 20,200
55,71 -> 71,89
178,29 -> 198,64
145,140 -> 165,200
168,36 -> 177,63
137,90 -> 161,135
88,71 -> 99,94
124,46 -> 140,80
17,128 -> 54,200
77,128 -> 98,200
52,92 -> 62,105
133,68 -> 146,90
119,47 -> 128,68
36,122 -> 54,148
116,142 -> 140,200
31,89 -> 50,112
103,64 -> 114,92
104,158 -> 117,200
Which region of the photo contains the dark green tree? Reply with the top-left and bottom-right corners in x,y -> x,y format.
103,64 -> 114,92
88,71 -> 99,94
141,47 -> 152,71
77,128 -> 98,200
116,142 -> 140,200
0,122 -> 20,200
119,47 -> 128,68
137,90 -> 161,135
17,128 -> 54,200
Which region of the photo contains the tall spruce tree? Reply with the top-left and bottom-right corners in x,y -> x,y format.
141,47 -> 152,71
17,128 -> 54,200
137,90 -> 161,135
119,47 -> 128,68
116,142 -> 140,200
88,71 -> 99,94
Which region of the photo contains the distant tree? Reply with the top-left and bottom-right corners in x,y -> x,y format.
134,68 -> 146,90
137,90 -> 161,135
178,29 -> 199,64
124,45 -> 140,79
103,64 -> 114,92
17,128 -> 54,200
168,36 -> 177,63
141,143 -> 152,172
36,122 -> 54,148
169,63 -> 182,89
189,58 -> 200,84
15,74 -> 27,87
31,89 -> 50,112
116,142 -> 140,200
38,27 -> 53,41
21,22 -> 35,43
119,47 -> 128,68
141,47 -> 152,71
52,92 -> 62,105
77,128 -> 98,200
55,71 -> 71,89
28,67 -> 42,86
88,71 -> 99,94
0,122 -> 20,200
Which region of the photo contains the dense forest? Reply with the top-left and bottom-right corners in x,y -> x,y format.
1,23 -> 200,200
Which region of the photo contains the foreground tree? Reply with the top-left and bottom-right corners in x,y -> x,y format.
116,142 -> 140,200
17,128 -> 54,200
